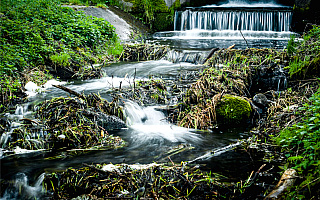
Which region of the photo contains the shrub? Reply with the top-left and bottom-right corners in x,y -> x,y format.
287,25 -> 320,79
0,0 -> 121,110
273,87 -> 320,198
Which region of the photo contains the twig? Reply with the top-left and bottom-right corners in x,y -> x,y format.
239,28 -> 249,49
53,85 -> 85,100
168,156 -> 175,166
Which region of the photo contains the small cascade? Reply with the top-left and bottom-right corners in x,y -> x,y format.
0,133 -> 11,149
123,100 -> 202,145
1,173 -> 46,200
276,66 -> 287,91
14,106 -> 24,115
174,8 -> 292,32
123,100 -> 148,126
165,50 -> 207,64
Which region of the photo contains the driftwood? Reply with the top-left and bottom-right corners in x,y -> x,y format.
52,84 -> 85,99
203,47 -> 219,63
264,168 -> 297,199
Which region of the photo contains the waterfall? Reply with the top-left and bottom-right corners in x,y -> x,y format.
174,9 -> 292,32
154,1 -> 295,48
203,0 -> 288,8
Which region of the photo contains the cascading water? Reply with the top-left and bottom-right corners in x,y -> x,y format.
1,173 -> 46,200
174,9 -> 292,32
153,0 -> 296,49
123,100 -> 202,146
1,2 -> 292,197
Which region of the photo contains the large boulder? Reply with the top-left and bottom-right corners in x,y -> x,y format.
216,95 -> 252,126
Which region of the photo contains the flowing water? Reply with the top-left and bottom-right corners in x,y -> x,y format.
153,0 -> 296,50
1,0 -> 295,198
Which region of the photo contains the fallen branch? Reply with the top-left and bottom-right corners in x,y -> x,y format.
53,84 -> 85,100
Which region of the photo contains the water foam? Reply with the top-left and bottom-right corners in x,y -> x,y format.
124,100 -> 202,145
1,173 -> 46,200
203,0 -> 289,8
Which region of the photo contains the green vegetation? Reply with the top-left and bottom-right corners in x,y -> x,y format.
273,88 -> 320,199
174,48 -> 287,130
61,0 -> 180,31
43,162 -> 230,199
216,95 -> 252,125
109,0 -> 180,31
136,79 -> 168,104
248,25 -> 320,199
0,0 -> 121,111
287,25 -> 320,79
4,86 -> 126,155
61,0 -> 107,6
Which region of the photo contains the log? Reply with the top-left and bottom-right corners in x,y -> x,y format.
264,168 -> 297,199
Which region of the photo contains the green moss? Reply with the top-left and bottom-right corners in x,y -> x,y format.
216,95 -> 252,125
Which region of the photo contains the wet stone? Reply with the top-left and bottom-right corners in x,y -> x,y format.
253,93 -> 269,108
97,113 -> 127,130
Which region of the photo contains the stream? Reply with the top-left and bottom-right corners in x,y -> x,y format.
1,0 -> 296,199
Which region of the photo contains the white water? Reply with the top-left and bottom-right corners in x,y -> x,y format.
1,173 -> 45,200
25,79 -> 66,97
124,100 -> 202,145
154,30 -> 294,40
104,60 -> 200,78
154,0 -> 294,46
67,76 -> 137,93
175,9 -> 292,32
203,0 -> 289,8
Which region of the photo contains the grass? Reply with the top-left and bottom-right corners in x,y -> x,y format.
0,0 -> 122,111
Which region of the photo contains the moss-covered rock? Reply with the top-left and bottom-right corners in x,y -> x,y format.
216,95 -> 252,126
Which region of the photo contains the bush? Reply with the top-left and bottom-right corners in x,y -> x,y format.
0,0 -> 118,74
274,87 -> 320,198
0,0 -> 121,109
287,25 -> 320,79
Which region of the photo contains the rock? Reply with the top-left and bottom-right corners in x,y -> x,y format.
216,95 -> 252,126
97,112 -> 127,130
251,65 -> 288,93
253,93 -> 269,108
